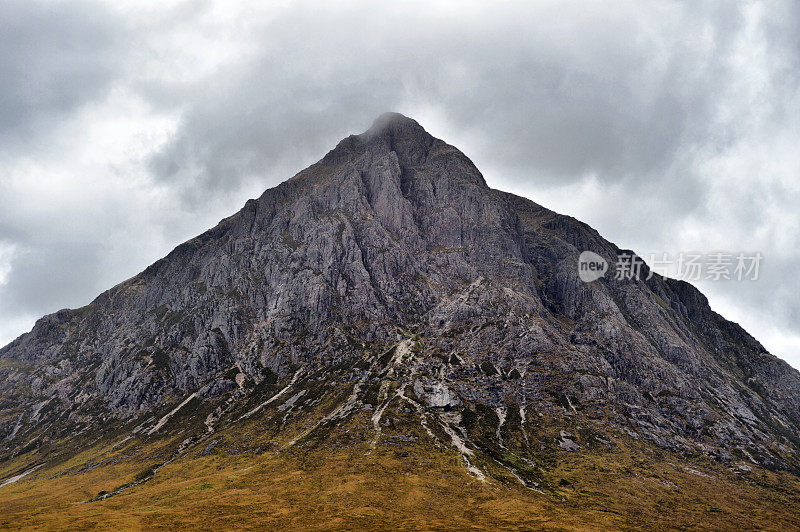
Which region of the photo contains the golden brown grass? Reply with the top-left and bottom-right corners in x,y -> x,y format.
2,435 -> 799,529
2,405 -> 799,530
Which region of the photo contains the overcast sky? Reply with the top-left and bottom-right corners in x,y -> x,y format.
1,0 -> 799,368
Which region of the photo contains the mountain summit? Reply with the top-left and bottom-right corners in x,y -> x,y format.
2,113 -> 800,528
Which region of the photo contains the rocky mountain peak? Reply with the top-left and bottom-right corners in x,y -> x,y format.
2,113 -> 800,501
317,112 -> 487,191
363,111 -> 427,138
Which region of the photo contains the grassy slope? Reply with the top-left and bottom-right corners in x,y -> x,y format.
2,394 -> 800,531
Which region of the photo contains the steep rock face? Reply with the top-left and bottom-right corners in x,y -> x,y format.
1,113 -> 799,471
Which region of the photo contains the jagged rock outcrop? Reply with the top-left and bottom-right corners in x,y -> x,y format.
1,112 -> 799,473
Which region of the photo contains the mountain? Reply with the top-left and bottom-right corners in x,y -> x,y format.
2,113 -> 800,529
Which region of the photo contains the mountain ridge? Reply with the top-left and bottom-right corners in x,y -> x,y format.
2,111 -> 800,496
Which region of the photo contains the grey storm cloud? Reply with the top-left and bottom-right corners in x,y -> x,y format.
0,242 -> 101,316
0,0 -> 798,365
150,2 -> 728,185
0,0 -> 129,150
145,1 -> 748,219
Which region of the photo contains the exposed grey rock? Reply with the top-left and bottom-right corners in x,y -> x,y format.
1,112 -> 799,472
413,379 -> 461,409
558,431 -> 580,452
